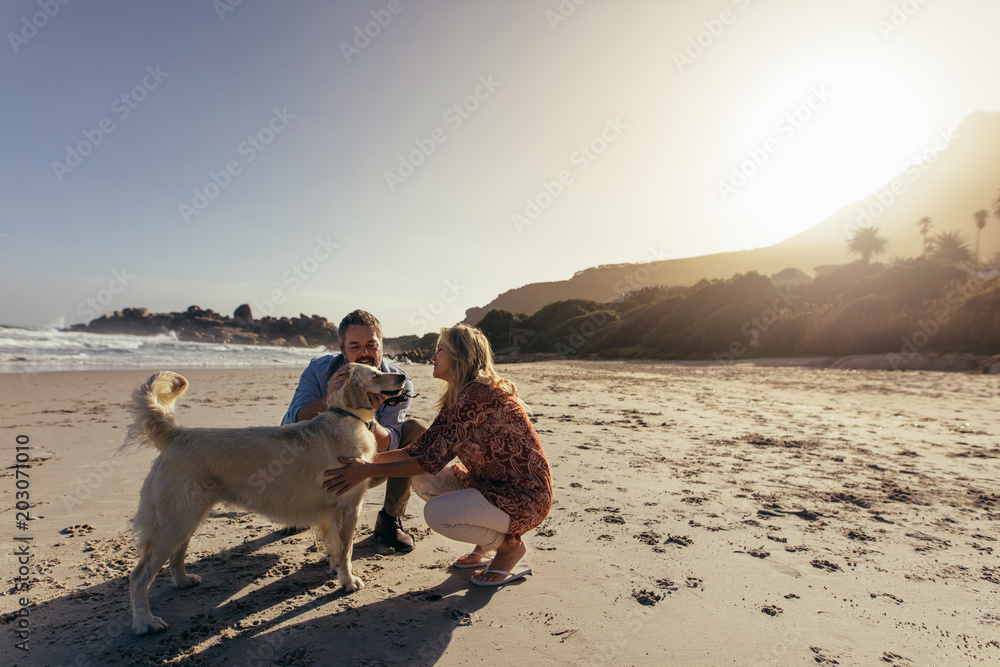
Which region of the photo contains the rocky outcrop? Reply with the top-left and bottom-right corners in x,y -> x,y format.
67,305 -> 341,349
390,347 -> 433,364
66,305 -> 437,359
980,353 -> 1000,374
233,304 -> 254,328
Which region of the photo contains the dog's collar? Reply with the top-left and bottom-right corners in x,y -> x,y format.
328,407 -> 377,433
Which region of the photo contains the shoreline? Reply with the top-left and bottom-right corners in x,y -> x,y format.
499,351 -> 998,373
619,351 -> 996,373
4,351 -> 997,377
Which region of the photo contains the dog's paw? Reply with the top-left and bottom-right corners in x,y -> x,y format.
133,615 -> 169,635
342,575 -> 365,593
174,574 -> 201,589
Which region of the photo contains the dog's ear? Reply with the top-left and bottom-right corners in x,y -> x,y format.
341,367 -> 372,410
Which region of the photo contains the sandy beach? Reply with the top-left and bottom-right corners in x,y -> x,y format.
2,361 -> 998,666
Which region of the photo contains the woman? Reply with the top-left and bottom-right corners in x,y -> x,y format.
324,324 -> 553,586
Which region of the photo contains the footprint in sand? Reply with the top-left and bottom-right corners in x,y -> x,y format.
446,609 -> 477,626
633,531 -> 661,545
845,528 -> 876,542
655,578 -> 679,593
664,534 -> 693,547
970,542 -> 994,555
632,588 -> 663,606
809,646 -> 841,665
810,558 -> 841,572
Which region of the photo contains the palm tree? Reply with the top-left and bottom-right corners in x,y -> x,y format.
846,225 -> 888,264
993,189 -> 1000,265
973,209 -> 989,265
917,217 -> 933,257
994,190 -> 1000,250
930,231 -> 973,266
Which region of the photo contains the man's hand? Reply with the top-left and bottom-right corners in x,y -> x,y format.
326,366 -> 387,412
324,457 -> 371,495
326,366 -> 351,394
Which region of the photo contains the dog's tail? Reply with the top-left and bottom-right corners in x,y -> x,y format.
118,371 -> 189,454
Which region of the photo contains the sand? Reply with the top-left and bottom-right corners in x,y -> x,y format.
1,361 -> 998,666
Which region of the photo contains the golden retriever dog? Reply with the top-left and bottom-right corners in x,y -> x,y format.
119,363 -> 405,635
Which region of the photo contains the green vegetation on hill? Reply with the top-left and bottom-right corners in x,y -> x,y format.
472,260 -> 1000,362
475,309 -> 525,350
521,299 -> 601,332
464,206 -> 999,362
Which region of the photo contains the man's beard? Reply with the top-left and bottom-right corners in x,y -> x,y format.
355,355 -> 376,366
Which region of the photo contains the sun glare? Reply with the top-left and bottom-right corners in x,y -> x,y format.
734,61 -> 936,244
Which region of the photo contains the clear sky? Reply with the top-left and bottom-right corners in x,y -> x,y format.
3,0 -> 999,336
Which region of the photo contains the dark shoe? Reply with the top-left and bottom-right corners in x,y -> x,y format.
374,509 -> 414,552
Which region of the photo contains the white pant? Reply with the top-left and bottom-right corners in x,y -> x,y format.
412,466 -> 511,551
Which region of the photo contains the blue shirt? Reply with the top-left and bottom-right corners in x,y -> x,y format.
280,354 -> 414,450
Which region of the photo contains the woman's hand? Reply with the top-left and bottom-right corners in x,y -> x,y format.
323,457 -> 372,495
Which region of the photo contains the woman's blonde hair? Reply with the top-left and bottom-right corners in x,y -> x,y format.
436,323 -> 518,410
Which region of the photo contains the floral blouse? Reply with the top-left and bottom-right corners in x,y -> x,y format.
402,381 -> 553,545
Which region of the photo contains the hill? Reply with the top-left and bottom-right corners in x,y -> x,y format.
464,111 -> 1000,323
471,261 -> 1000,364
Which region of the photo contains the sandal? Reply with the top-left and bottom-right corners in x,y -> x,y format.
470,563 -> 532,587
452,548 -> 495,569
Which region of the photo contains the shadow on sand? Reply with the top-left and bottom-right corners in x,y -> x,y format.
19,526 -> 513,666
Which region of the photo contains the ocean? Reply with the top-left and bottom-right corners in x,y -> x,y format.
0,325 -> 335,374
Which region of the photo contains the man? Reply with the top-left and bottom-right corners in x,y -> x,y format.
281,309 -> 427,551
